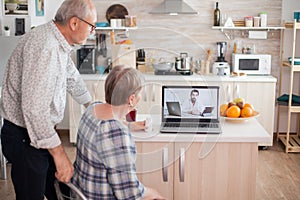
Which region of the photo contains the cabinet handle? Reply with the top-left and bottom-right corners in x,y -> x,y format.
152,84 -> 155,102
143,84 -> 147,102
235,84 -> 240,98
227,84 -> 231,102
179,148 -> 185,182
162,147 -> 168,182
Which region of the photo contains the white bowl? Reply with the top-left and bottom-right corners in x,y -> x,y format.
152,62 -> 174,71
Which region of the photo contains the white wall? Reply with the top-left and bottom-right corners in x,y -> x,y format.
30,0 -> 63,26
281,0 -> 300,59
0,0 -> 63,34
282,0 -> 300,21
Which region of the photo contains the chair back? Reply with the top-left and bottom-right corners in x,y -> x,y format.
54,180 -> 88,200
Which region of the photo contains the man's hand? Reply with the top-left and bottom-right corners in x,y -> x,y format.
48,145 -> 74,183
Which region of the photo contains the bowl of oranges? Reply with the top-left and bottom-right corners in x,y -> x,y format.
220,98 -> 259,122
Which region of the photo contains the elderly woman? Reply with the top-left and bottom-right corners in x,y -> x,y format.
72,66 -> 165,200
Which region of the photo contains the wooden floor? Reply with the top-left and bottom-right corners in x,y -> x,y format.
0,132 -> 300,200
256,137 -> 300,200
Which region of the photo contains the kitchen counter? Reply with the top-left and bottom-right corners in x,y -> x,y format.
81,73 -> 277,83
132,114 -> 271,143
134,115 -> 268,199
70,73 -> 276,146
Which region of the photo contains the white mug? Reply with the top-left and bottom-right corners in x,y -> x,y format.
110,19 -> 118,28
145,117 -> 152,132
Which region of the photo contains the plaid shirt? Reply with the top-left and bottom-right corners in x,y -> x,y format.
72,103 -> 145,199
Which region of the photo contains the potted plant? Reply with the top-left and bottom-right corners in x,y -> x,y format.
5,0 -> 20,12
3,26 -> 10,36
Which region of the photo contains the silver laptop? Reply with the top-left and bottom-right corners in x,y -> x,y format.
166,102 -> 181,116
160,85 -> 222,134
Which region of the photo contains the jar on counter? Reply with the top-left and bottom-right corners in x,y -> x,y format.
260,12 -> 267,27
244,16 -> 253,27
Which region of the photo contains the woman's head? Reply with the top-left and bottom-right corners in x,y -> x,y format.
105,66 -> 144,106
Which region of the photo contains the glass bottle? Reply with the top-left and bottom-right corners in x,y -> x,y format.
214,2 -> 220,26
233,42 -> 237,54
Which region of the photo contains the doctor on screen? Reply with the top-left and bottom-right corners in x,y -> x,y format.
181,89 -> 205,115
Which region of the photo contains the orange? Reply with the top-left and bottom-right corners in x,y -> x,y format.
240,107 -> 254,118
226,105 -> 241,118
220,104 -> 228,116
244,103 -> 254,110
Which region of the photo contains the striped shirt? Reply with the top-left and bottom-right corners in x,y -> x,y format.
72,103 -> 145,199
0,21 -> 91,149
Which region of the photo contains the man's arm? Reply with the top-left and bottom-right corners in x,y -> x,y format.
48,144 -> 74,182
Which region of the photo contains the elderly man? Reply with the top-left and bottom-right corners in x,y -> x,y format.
0,0 -> 96,199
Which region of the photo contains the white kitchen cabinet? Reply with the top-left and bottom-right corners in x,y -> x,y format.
218,81 -> 276,146
136,81 -> 162,115
68,75 -> 276,146
236,82 -> 276,145
136,141 -> 257,200
136,80 -> 197,115
68,95 -> 84,143
69,80 -> 105,143
135,142 -> 174,199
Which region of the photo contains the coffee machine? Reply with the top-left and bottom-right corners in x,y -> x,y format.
77,45 -> 96,74
212,42 -> 230,76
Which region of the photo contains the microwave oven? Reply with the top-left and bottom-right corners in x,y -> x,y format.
232,54 -> 271,75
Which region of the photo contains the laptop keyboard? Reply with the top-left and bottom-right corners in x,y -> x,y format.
163,122 -> 219,128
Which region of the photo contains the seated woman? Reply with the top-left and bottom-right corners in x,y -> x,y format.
71,66 -> 165,200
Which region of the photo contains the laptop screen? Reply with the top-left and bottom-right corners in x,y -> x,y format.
162,86 -> 220,122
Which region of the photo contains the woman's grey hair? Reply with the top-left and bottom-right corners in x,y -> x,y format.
105,66 -> 144,106
54,0 -> 92,25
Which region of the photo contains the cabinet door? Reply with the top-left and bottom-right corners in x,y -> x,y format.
136,82 -> 162,114
92,80 -> 105,102
235,82 -> 275,145
135,142 -> 174,199
68,94 -> 85,143
173,142 -> 257,200
208,82 -> 233,103
69,80 -> 104,143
